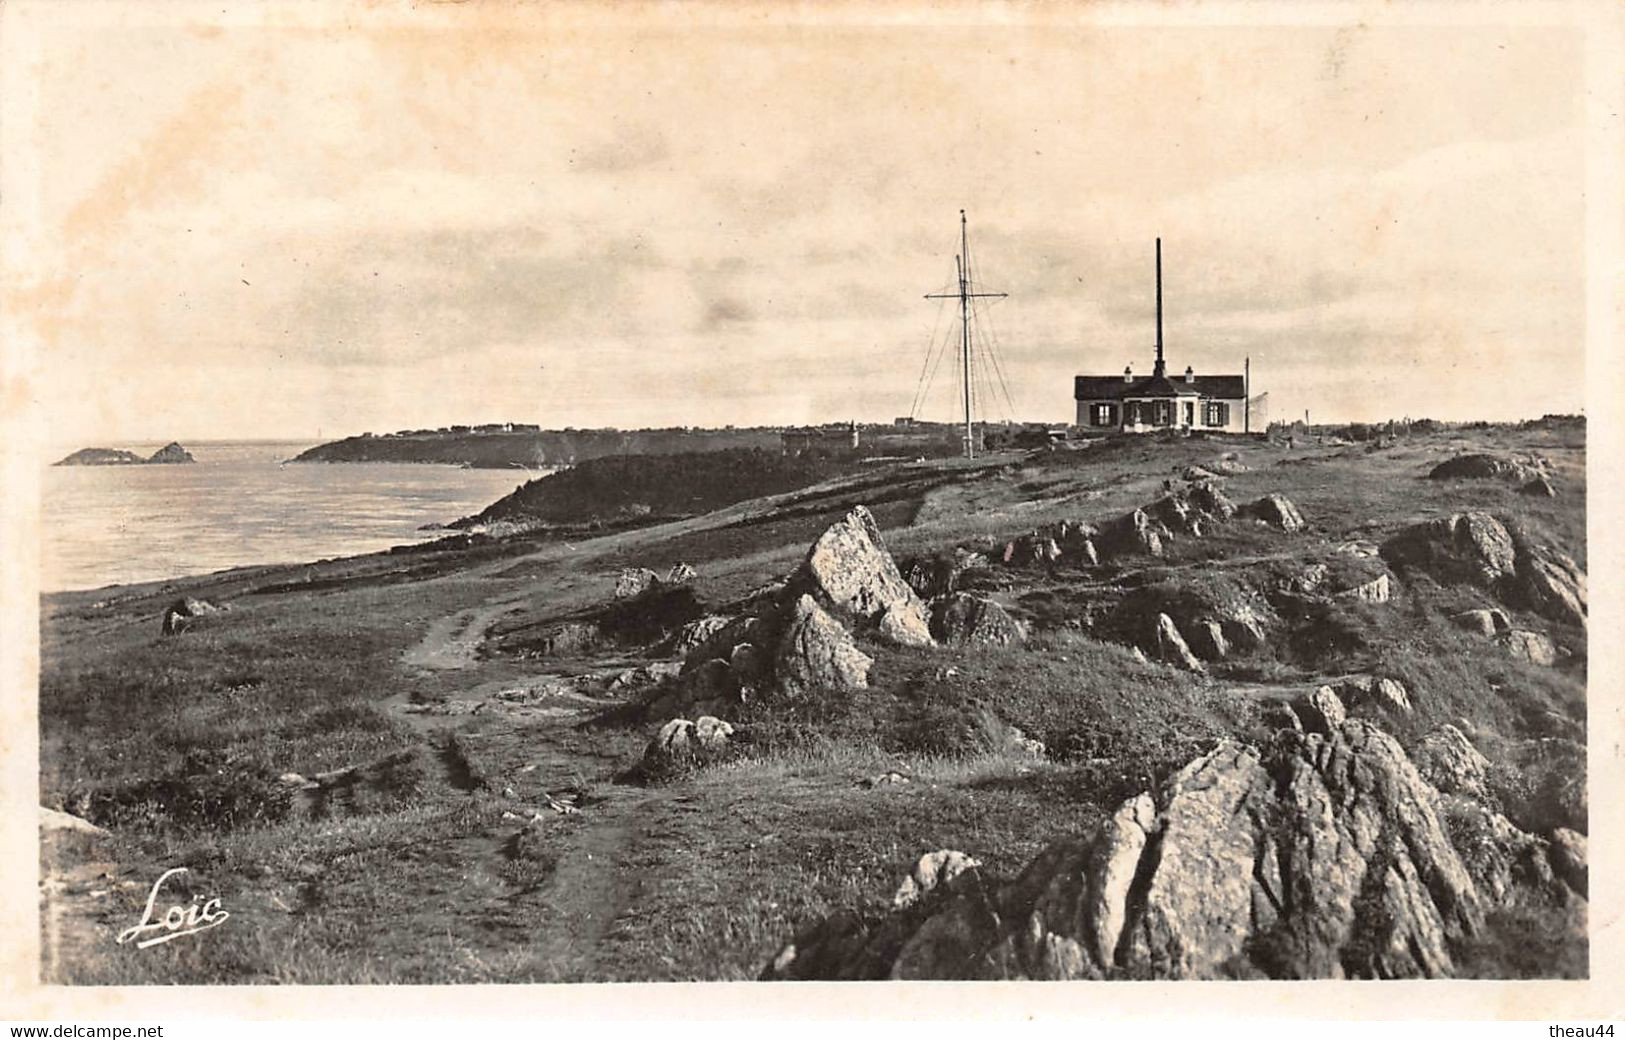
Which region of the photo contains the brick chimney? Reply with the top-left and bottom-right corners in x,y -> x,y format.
1123,365 -> 1133,383
1185,365 -> 1195,384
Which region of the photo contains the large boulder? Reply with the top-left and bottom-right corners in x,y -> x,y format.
641,715 -> 735,771
774,594 -> 874,697
1514,546 -> 1586,628
1243,493 -> 1306,532
1147,483 -> 1234,538
665,562 -> 698,584
1501,629 -> 1557,666
160,596 -> 223,636
1331,674 -> 1413,715
893,851 -> 983,909
793,506 -> 934,647
1095,508 -> 1166,559
1415,725 -> 1491,801
614,568 -> 661,599
1335,571 -> 1393,604
1428,454 -> 1538,483
1293,685 -> 1347,733
1451,608 -> 1512,637
1380,512 -> 1517,588
904,548 -> 989,599
930,593 -> 1025,648
764,721 -> 1489,980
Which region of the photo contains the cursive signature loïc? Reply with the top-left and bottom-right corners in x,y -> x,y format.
115,867 -> 230,949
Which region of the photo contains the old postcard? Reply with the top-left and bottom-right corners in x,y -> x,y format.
2,0 -> 1621,1024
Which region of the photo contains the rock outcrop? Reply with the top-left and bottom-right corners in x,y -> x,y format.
792,506 -> 934,647
1415,725 -> 1492,802
665,562 -> 698,584
1547,828 -> 1587,895
1150,613 -> 1206,674
1095,508 -> 1166,558
160,596 -> 223,636
40,806 -> 109,837
892,850 -> 982,909
1501,629 -> 1557,666
665,614 -> 734,656
1451,608 -> 1511,637
904,548 -> 989,599
651,507 -> 929,717
55,443 -> 196,466
1294,685 -> 1347,733
1382,514 -> 1585,630
1438,795 -> 1558,906
1243,493 -> 1306,532
1329,674 -> 1413,715
1428,454 -> 1538,483
763,721 -> 1496,981
1380,512 -> 1518,587
641,715 -> 735,771
930,593 -> 1025,647
1335,572 -> 1392,604
145,441 -> 196,464
774,594 -> 875,697
615,568 -> 661,599
1514,546 -> 1586,628
1147,482 -> 1236,537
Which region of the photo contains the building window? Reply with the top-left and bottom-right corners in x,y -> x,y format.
1091,403 -> 1116,427
1206,402 -> 1230,427
1153,400 -> 1173,426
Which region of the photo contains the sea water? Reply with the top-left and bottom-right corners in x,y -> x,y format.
41,441 -> 541,593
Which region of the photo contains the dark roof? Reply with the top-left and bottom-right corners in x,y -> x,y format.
1075,373 -> 1246,400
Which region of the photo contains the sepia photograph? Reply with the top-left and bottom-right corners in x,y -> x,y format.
3,0 -> 1621,1019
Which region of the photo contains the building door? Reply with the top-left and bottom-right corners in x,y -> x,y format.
1183,401 -> 1195,427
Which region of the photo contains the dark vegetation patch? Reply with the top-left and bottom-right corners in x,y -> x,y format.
485,583 -> 709,660
459,449 -> 864,529
73,750 -> 295,835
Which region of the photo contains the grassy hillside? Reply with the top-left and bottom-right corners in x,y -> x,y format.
38,419 -> 1586,982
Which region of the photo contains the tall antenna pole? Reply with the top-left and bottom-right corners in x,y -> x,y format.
1155,237 -> 1165,378
925,209 -> 1007,460
959,212 -> 973,457
1245,355 -> 1251,433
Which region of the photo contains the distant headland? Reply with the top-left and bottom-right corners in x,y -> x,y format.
288,424 -> 783,469
286,420 -> 1029,469
54,442 -> 196,467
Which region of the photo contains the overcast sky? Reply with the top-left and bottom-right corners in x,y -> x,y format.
5,5 -> 1587,444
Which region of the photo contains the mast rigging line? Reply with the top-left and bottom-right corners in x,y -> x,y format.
909,291 -> 952,420
969,293 -> 1018,419
912,288 -> 963,421
921,209 -> 1010,459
